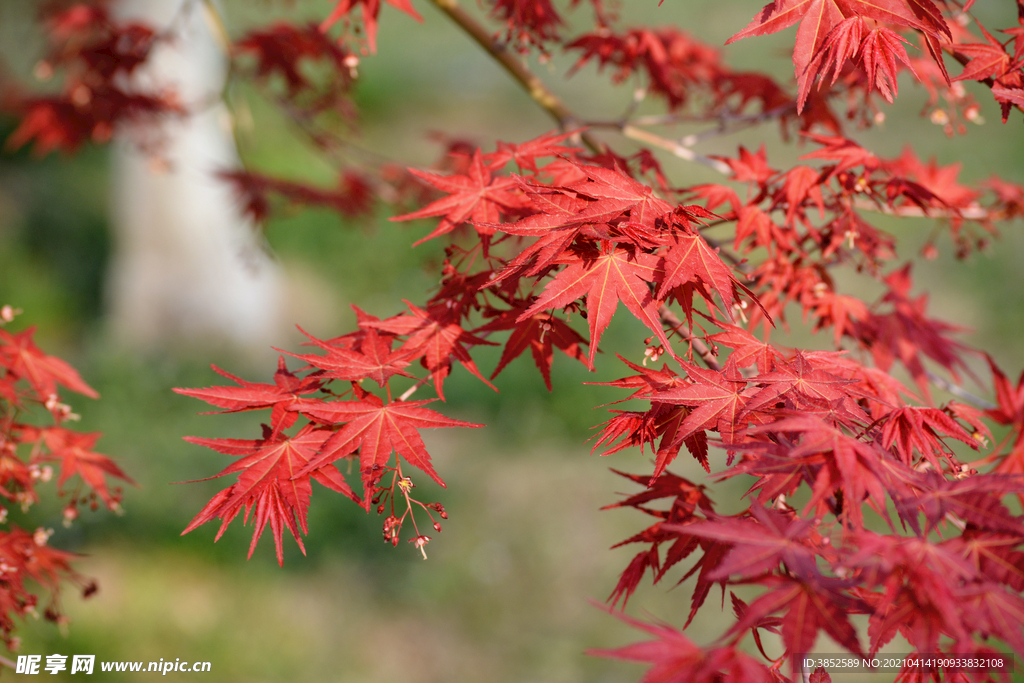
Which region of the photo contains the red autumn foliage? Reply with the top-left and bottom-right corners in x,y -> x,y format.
6,0 -> 1024,680
0,308 -> 131,648
3,4 -> 181,156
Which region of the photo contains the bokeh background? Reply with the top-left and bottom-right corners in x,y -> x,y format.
1,0 -> 1023,681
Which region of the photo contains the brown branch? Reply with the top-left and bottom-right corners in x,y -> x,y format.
853,197 -> 1005,223
588,101 -> 796,157
429,0 -> 604,155
429,0 -> 792,179
659,306 -> 721,371
925,370 -> 997,411
619,124 -> 733,175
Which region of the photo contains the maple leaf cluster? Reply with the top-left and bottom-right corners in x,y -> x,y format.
175,334 -> 477,565
728,0 -> 1024,127
0,306 -> 131,648
2,4 -> 183,156
8,0 -> 1024,679
179,119 -> 1024,677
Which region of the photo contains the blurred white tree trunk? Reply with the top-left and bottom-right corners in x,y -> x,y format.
107,0 -> 285,353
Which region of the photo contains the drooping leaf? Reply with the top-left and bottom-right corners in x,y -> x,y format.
391,150 -> 527,245
181,423 -> 360,566
290,393 -> 482,498
174,357 -> 323,433
320,0 -> 423,53
479,305 -> 588,390
282,327 -> 414,388
40,427 -> 135,510
0,327 -> 98,400
519,245 -> 670,369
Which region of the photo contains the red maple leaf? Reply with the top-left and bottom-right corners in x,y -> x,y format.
952,529 -> 1024,591
40,427 -> 135,510
953,22 -> 1012,83
478,305 -> 588,390
602,468 -> 715,516
282,326 -> 413,388
592,402 -> 709,474
390,149 -> 526,245
992,84 -> 1024,121
493,161 -> 674,235
591,355 -> 685,400
955,582 -> 1024,658
728,0 -> 949,111
800,133 -> 880,177
896,473 -> 1024,536
291,392 -> 481,498
366,300 -> 497,399
488,0 -> 564,46
657,227 -> 750,317
984,354 -> 1024,427
589,607 -> 773,683
0,526 -> 79,595
715,144 -> 776,185
752,415 -> 891,528
680,505 -> 820,581
182,423 -> 359,565
599,470 -> 715,607
519,245 -> 670,369
0,327 -> 98,400
654,361 -> 751,447
235,22 -> 354,96
320,0 -> 423,53
708,321 -> 783,373
728,573 -> 865,660
806,18 -> 918,104
878,405 -> 978,468
884,148 -> 980,210
731,592 -> 785,664
741,351 -> 857,418
487,129 -> 580,172
173,356 -> 323,433
852,264 -> 970,401
809,666 -> 832,683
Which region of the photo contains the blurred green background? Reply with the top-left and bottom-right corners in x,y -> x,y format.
1,0 -> 1023,681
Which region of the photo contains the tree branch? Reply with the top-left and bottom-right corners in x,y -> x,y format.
853,197 -> 1006,223
660,306 -> 721,371
926,370 -> 997,411
618,125 -> 733,175
429,0 -> 604,154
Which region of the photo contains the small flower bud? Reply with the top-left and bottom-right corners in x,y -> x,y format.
33,61 -> 53,81
33,527 -> 53,546
410,535 -> 430,559
0,305 -> 19,323
62,504 -> 78,528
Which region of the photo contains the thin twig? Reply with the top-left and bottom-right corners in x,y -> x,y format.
620,124 -> 733,175
926,370 -> 997,410
853,197 -> 1005,223
430,0 -> 604,155
659,307 -> 721,371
